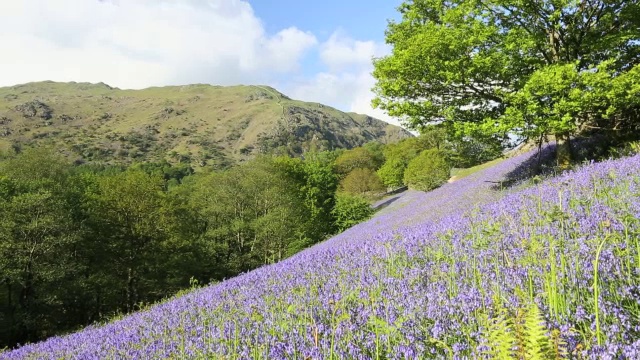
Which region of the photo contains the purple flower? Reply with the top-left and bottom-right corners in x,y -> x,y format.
4,148 -> 640,359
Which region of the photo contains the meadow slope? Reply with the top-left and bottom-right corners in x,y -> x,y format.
3,148 -> 640,359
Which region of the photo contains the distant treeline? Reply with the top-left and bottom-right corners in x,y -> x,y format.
0,127 -> 500,348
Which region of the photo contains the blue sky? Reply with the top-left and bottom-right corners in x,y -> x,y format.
252,0 -> 401,79
0,0 -> 405,125
251,0 -> 399,41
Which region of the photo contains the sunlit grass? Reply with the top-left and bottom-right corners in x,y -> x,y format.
450,157 -> 507,179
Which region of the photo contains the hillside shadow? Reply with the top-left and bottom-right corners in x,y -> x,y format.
373,197 -> 400,211
492,143 -> 558,190
494,135 -> 615,190
373,192 -> 404,211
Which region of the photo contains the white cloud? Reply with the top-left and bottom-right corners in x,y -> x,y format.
288,31 -> 402,127
0,0 -> 316,89
319,31 -> 389,71
0,1 -> 403,127
262,27 -> 318,72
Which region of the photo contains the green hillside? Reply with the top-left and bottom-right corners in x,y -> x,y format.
0,81 -> 411,168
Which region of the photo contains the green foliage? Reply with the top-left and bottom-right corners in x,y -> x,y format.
84,169 -> 174,312
0,150 -> 84,345
187,157 -> 310,273
334,147 -> 382,175
403,149 -> 450,191
0,149 -> 317,348
0,147 -> 69,184
339,168 -> 385,196
446,133 -> 505,168
131,160 -> 194,183
332,192 -> 374,232
524,303 -> 548,360
501,62 -> 640,141
485,306 -> 516,359
416,126 -> 447,150
362,141 -> 386,169
609,140 -> 640,159
383,137 -> 426,164
376,133 -> 438,188
373,0 -> 640,163
482,302 -> 569,360
377,157 -> 407,189
276,151 -> 340,239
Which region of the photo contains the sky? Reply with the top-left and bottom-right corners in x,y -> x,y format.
0,0 -> 404,125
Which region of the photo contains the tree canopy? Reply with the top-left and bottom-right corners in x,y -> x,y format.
404,149 -> 451,191
339,168 -> 385,196
373,0 -> 640,166
334,147 -> 382,175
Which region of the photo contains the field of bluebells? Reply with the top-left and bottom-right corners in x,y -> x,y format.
3,148 -> 640,359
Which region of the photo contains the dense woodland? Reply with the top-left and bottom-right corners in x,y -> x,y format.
0,128 -> 498,349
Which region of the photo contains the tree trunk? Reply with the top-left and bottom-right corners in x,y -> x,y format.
126,267 -> 134,312
533,134 -> 545,176
6,281 -> 16,345
556,133 -> 573,170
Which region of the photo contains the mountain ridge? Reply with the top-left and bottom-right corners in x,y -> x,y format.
0,81 -> 412,168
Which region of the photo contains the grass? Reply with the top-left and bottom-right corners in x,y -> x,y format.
450,156 -> 508,179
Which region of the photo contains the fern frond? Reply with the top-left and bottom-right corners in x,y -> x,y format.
486,306 -> 516,359
548,328 -> 569,360
512,307 -> 528,359
524,303 -> 548,360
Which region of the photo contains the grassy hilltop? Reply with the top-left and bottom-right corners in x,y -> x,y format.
0,81 -> 411,168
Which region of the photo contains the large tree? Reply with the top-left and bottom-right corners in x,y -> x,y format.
85,169 -> 170,313
188,157 -> 310,274
334,147 -> 381,175
373,0 -> 640,167
0,149 -> 84,346
339,168 -> 385,196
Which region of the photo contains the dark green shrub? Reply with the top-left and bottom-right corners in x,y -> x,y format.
339,168 -> 385,196
332,192 -> 374,231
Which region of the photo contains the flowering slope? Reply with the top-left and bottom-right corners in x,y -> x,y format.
3,150 -> 640,359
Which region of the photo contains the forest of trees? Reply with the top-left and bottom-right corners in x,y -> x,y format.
0,130 -> 493,349
0,148 -> 346,348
